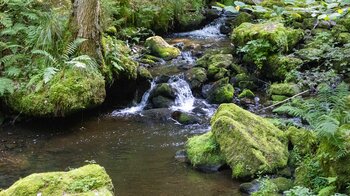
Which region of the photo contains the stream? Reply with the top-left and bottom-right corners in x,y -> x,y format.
0,17 -> 245,195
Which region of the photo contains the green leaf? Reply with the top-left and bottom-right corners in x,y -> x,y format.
0,77 -> 14,96
43,67 -> 58,83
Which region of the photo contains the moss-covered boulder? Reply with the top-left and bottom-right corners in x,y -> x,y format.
231,22 -> 303,52
0,164 -> 114,196
268,83 -> 300,97
265,55 -> 303,80
186,132 -> 225,169
211,104 -> 289,178
145,36 -> 181,60
230,12 -> 253,28
238,89 -> 255,99
149,83 -> 175,108
176,12 -> 205,32
270,177 -> 294,193
137,66 -> 153,81
186,67 -> 207,90
8,69 -> 106,117
206,78 -> 234,104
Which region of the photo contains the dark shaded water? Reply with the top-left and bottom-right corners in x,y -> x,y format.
0,114 -> 241,195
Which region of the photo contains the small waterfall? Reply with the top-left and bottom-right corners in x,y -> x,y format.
169,76 -> 195,112
181,51 -> 195,65
112,81 -> 156,116
174,17 -> 226,38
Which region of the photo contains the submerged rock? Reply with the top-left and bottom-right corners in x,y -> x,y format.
171,111 -> 200,125
145,36 -> 181,60
7,69 -> 105,117
211,104 -> 289,178
0,164 -> 114,196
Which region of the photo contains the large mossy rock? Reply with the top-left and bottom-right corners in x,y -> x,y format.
186,67 -> 207,90
231,22 -> 303,52
0,164 -> 114,196
7,69 -> 106,117
211,104 -> 289,178
145,36 -> 181,60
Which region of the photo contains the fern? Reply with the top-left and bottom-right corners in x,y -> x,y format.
0,77 -> 15,96
43,67 -> 58,83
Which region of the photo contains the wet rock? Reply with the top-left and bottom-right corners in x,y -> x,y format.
175,150 -> 189,163
150,83 -> 175,99
239,179 -> 260,194
186,67 -> 208,90
151,96 -> 174,108
204,8 -> 222,21
155,75 -> 170,83
207,78 -> 234,104
145,36 -> 181,60
176,12 -> 205,32
171,111 -> 200,125
173,42 -> 185,50
0,164 -> 114,195
211,104 -> 289,178
141,108 -> 172,121
219,25 -> 231,34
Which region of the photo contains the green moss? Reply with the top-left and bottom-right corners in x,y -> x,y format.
0,164 -> 114,196
8,69 -> 106,117
271,95 -> 288,102
137,66 -> 153,80
211,104 -> 289,178
336,32 -> 350,44
186,67 -> 207,89
151,83 -> 174,99
176,12 -> 205,31
238,89 -> 255,99
265,55 -> 303,80
231,22 -> 303,52
207,79 -> 234,104
145,36 -> 181,60
186,132 -> 225,167
286,126 -> 317,156
269,83 -> 300,97
260,0 -> 284,7
231,12 -> 253,27
270,177 -> 294,193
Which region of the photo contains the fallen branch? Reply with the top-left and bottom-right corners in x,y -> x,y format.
259,90 -> 310,112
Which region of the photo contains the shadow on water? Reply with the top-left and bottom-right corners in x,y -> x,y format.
0,114 -> 242,195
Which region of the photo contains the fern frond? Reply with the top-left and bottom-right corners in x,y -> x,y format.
43,67 -> 58,83
0,77 -> 14,96
315,115 -> 340,139
32,49 -> 59,66
4,66 -> 21,77
63,38 -> 87,59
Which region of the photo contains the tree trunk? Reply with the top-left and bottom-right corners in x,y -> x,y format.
71,0 -> 103,63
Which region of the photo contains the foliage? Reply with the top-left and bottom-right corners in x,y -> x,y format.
284,186 -> 315,196
251,178 -> 279,196
0,77 -> 14,97
238,39 -> 272,69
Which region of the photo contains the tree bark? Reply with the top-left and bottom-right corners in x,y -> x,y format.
71,0 -> 103,63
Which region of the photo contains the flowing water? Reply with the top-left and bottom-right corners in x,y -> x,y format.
0,17 -> 245,195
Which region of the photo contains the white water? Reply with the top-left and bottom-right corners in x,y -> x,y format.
169,76 -> 195,112
174,17 -> 225,38
112,81 -> 156,116
181,51 -> 196,65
